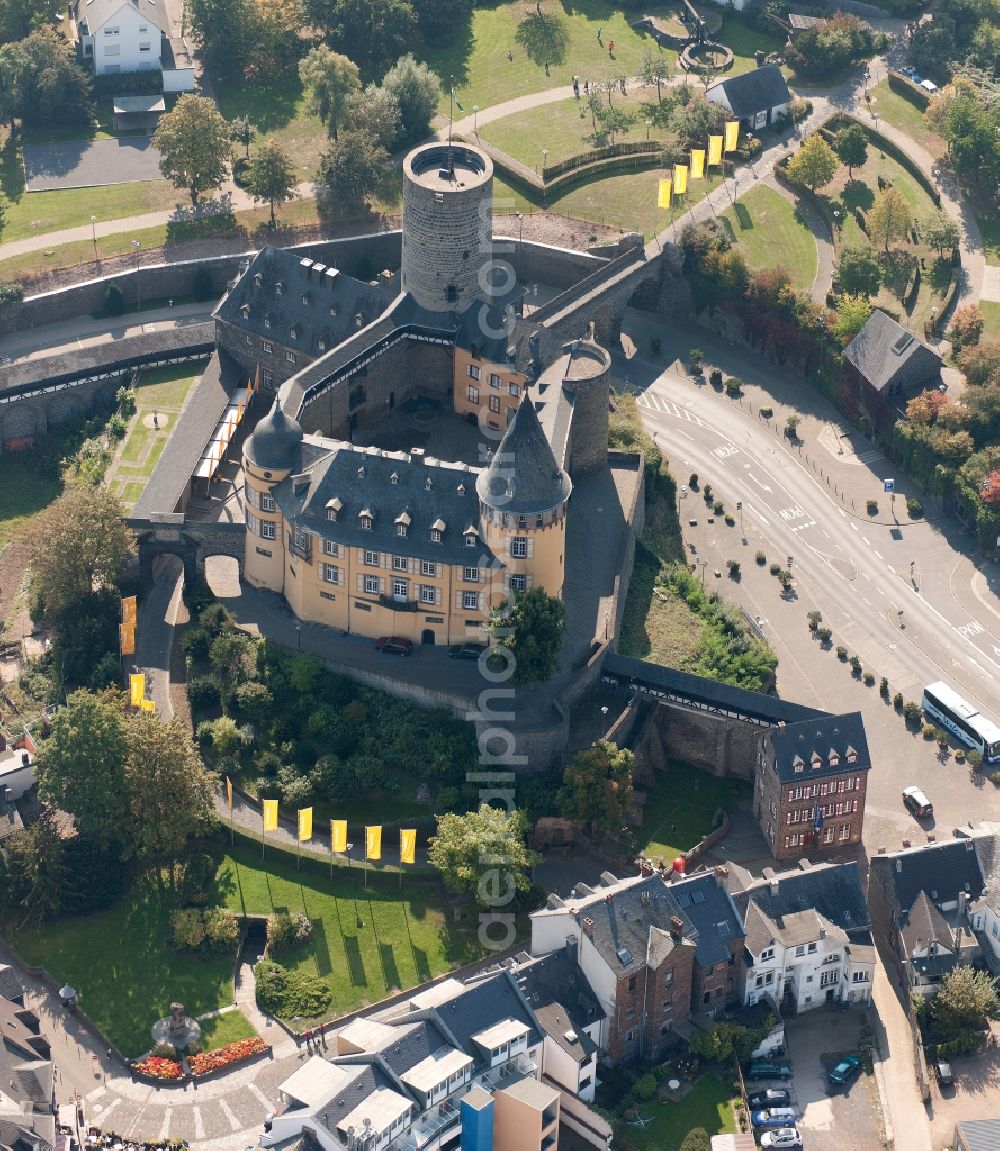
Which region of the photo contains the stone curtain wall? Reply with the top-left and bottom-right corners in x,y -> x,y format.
634,700 -> 761,780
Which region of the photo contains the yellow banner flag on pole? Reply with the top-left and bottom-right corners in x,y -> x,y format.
331,820 -> 348,853
708,134 -> 724,166
121,596 -> 137,626
724,121 -> 740,153
690,149 -> 706,179
672,165 -> 688,195
400,829 -> 416,866
366,826 -> 382,861
119,623 -> 135,656
129,673 -> 145,707
263,799 -> 278,831
298,808 -> 313,843
226,776 -> 233,811
656,177 -> 672,209
140,698 -> 156,713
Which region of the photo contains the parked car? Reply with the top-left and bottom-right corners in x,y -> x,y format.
761,1130 -> 803,1150
448,643 -> 485,660
921,78 -> 938,92
935,1059 -> 954,1087
900,65 -> 915,76
752,1108 -> 798,1129
910,72 -> 924,84
375,636 -> 413,656
903,786 -> 933,818
748,1089 -> 791,1109
747,1061 -> 793,1080
827,1054 -> 862,1087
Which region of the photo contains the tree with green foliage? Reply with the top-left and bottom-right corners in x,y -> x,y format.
228,114 -> 256,161
125,714 -> 216,869
153,94 -> 232,206
641,48 -> 670,102
671,92 -> 726,150
380,54 -> 441,148
786,134 -> 838,193
515,8 -> 568,72
0,27 -> 93,128
428,804 -> 538,908
868,185 -> 913,251
931,965 -> 1000,1052
7,812 -> 65,924
835,123 -> 868,180
411,0 -> 471,42
838,245 -> 881,296
36,690 -> 130,847
245,140 -> 297,226
345,83 -> 401,149
0,0 -> 60,46
487,586 -> 566,686
317,128 -> 388,211
299,45 -> 360,138
678,1130 -> 711,1151
29,485 -> 135,624
595,104 -> 634,145
834,293 -> 873,343
307,0 -> 416,78
688,1019 -> 768,1063
557,740 -> 634,831
185,0 -> 257,83
923,207 -> 961,256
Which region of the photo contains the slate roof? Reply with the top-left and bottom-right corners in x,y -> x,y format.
430,969 -> 540,1059
514,950 -> 604,1062
0,1118 -> 52,1151
476,392 -> 572,515
0,967 -> 22,1005
843,310 -> 941,394
130,349 -> 241,520
77,0 -> 168,34
0,1001 -> 46,1062
271,441 -> 495,566
768,711 -> 871,784
245,400 -> 303,471
215,246 -> 395,363
370,1019 -> 453,1078
957,1119 -> 1000,1151
901,891 -> 955,957
788,13 -> 827,29
732,861 -> 871,937
707,64 -> 791,119
872,838 -> 986,924
10,1062 -> 51,1107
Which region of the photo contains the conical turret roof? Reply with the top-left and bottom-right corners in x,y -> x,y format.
476,394 -> 572,514
246,399 -> 303,471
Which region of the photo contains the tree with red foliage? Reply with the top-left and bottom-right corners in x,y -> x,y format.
981,471 -> 1000,505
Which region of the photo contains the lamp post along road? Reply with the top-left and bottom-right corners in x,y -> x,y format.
132,240 -> 142,323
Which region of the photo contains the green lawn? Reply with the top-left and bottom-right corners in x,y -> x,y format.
978,214 -> 1000,267
639,760 -> 751,863
716,15 -> 787,77
216,839 -> 485,1022
481,90 -> 662,169
0,455 -> 61,546
118,480 -> 147,506
722,184 -> 817,294
622,1072 -> 739,1149
868,82 -> 943,156
422,0 -> 657,114
198,1009 -> 257,1048
980,300 -> 1000,339
10,874 -> 237,1057
620,546 -> 708,666
136,361 -> 207,409
214,74 -> 327,182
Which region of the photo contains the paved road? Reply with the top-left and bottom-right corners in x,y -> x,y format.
23,138 -> 163,192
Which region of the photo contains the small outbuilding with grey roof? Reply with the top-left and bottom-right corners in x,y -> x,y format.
956,1119 -> 1000,1151
706,64 -> 791,129
843,309 -> 942,414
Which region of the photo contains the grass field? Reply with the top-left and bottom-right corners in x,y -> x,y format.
423,0 -> 656,114
978,215 -> 1000,267
620,545 -> 707,666
11,874 -> 237,1057
639,760 -> 752,863
214,75 -> 327,182
722,184 -> 818,294
0,455 -> 61,547
980,301 -> 1000,338
198,1009 -> 257,1048
622,1073 -> 739,1149
867,82 -> 943,156
715,15 -> 786,77
216,839 -> 484,1021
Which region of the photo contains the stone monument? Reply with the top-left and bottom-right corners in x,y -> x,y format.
150,1001 -> 202,1051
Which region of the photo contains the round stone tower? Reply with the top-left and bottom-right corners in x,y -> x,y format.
401,142 -> 493,313
242,399 -> 303,591
563,338 -> 611,477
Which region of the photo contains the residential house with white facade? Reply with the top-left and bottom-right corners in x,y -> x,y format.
76,0 -> 167,75
726,859 -> 875,1013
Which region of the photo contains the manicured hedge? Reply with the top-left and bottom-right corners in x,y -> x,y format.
887,70 -> 931,110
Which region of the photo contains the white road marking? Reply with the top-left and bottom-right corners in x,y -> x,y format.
158,1110 -> 172,1142
957,620 -> 985,640
193,1106 -> 205,1140
219,1099 -> 242,1131
875,551 -> 883,560
247,1083 -> 272,1110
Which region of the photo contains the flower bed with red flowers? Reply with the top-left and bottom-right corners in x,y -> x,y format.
133,1056 -> 183,1080
189,1037 -> 268,1077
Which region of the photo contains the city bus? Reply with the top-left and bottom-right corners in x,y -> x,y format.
922,681 -> 1000,764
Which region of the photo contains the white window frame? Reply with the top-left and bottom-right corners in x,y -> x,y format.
323,539 -> 339,557
321,564 -> 340,585
364,549 -> 379,566
260,492 -> 275,512
260,521 -> 276,540
463,591 -> 479,610
468,364 -> 481,380
511,537 -> 528,558
364,574 -> 380,595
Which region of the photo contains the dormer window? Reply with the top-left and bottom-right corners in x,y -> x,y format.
829,751 -> 840,767
289,323 -> 302,341
254,272 -> 263,287
330,305 -> 338,317
846,746 -> 858,763
264,314 -> 272,329
357,466 -> 365,478
390,472 -> 399,485
457,482 -> 466,494
425,477 -> 433,491
810,753 -> 823,769
792,755 -> 805,774
275,282 -> 284,296
465,534 -> 476,547
318,339 -> 327,351
430,517 -> 445,543
240,303 -> 250,319
431,529 -> 442,542
301,292 -> 311,306
359,513 -> 373,530
326,497 -> 342,522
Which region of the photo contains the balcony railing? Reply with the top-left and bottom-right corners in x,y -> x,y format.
475,1053 -> 536,1094
288,534 -> 312,562
389,1101 -> 460,1151
379,594 -> 420,613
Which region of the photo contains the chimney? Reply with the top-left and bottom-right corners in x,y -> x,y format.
797,858 -> 811,871
714,865 -> 729,885
958,891 -> 968,917
409,448 -> 425,465
770,878 -> 780,898
565,935 -> 578,961
582,917 -> 594,937
895,859 -> 903,873
670,916 -> 684,939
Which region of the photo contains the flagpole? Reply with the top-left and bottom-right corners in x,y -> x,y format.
261,811 -> 265,859
297,838 -> 301,870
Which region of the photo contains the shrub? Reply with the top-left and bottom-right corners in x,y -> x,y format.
104,282 -> 125,316
880,676 -> 889,697
724,377 -> 743,397
906,497 -> 923,518
688,348 -> 704,374
171,907 -> 239,952
634,1072 -> 658,1101
956,749 -> 966,763
903,701 -> 922,726
807,610 -> 822,630
817,627 -> 832,643
0,281 -> 25,308
679,1130 -> 711,1151
232,681 -> 273,720
849,655 -> 862,675
195,719 -> 215,747
760,406 -> 773,419
726,559 -> 741,577
192,267 -> 215,302
254,959 -> 332,1018
836,645 -> 848,660
713,501 -> 724,515
755,551 -> 767,565
266,910 -> 314,955
969,750 -> 983,769
183,626 -> 211,660
151,1042 -> 178,1060
724,514 -> 735,526
864,671 -> 876,686
703,483 -> 714,501
991,772 -> 1000,788
689,473 -> 699,488
709,368 -> 723,387
893,692 -> 904,710
187,676 -> 221,710
178,852 -> 216,907
867,499 -> 878,515
189,1037 -> 267,1076
769,562 -> 781,576
921,722 -> 937,739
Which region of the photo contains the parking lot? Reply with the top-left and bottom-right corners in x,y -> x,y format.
23,137 -> 163,191
927,1019 -> 1000,1149
781,1009 -> 884,1151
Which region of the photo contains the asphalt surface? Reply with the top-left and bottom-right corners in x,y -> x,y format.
23,138 -> 163,191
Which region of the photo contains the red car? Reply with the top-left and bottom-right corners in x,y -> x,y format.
375,636 -> 413,656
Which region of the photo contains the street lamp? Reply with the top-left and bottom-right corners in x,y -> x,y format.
645,118 -> 651,141
871,111 -> 879,138
90,215 -> 97,260
131,239 -> 142,321
294,624 -> 302,649
833,208 -> 841,230
745,132 -> 756,178
542,148 -> 549,173
698,559 -> 708,588
472,104 -> 479,134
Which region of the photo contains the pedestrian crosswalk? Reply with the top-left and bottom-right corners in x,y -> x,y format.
636,391 -> 710,428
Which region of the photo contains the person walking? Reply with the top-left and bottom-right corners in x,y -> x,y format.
597,26 -> 602,42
